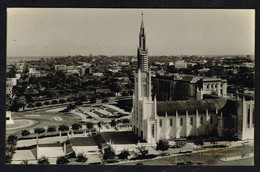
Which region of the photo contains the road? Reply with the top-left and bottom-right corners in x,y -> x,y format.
121,144 -> 254,166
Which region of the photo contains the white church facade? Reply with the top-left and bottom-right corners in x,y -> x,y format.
131,14 -> 254,144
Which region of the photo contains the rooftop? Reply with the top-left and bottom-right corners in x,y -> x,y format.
157,98 -> 227,116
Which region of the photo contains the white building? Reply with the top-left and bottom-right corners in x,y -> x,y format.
131,14 -> 253,144
6,111 -> 14,125
55,65 -> 67,71
175,60 -> 187,69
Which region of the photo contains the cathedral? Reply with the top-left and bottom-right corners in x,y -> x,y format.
131,14 -> 254,144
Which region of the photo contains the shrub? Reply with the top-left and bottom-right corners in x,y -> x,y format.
67,104 -> 76,109
75,100 -> 83,106
103,146 -> 115,160
35,102 -> 43,107
156,139 -> 170,153
43,101 -> 50,106
137,146 -> 148,157
118,150 -> 130,160
76,153 -> 88,163
67,97 -> 73,102
21,130 -> 30,137
59,99 -> 66,104
38,156 -> 49,165
7,134 -> 18,146
51,100 -> 58,104
56,156 -> 70,164
122,118 -> 130,124
194,136 -> 204,148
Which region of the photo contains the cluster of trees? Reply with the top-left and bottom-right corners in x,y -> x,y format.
19,122 -> 95,140
6,134 -> 18,163
37,152 -> 88,165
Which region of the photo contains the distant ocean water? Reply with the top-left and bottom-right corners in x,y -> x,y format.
7,56 -> 63,63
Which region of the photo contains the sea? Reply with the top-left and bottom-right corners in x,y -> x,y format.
6,56 -> 64,63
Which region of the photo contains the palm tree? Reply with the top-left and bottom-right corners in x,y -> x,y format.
86,122 -> 94,136
97,121 -> 102,133
47,126 -> 56,134
71,123 -> 82,134
58,124 -> 69,142
34,128 -> 46,144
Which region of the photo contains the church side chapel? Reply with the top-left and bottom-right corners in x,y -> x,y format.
131,14 -> 254,144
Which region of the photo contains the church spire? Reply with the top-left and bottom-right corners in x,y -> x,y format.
141,12 -> 144,28
137,12 -> 148,72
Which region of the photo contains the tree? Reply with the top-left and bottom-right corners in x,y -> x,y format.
209,137 -> 218,145
5,151 -> 13,164
58,125 -> 69,133
43,101 -> 50,106
47,126 -> 56,134
6,143 -> 16,163
51,100 -> 58,104
17,96 -> 27,110
7,134 -> 18,146
97,122 -> 102,132
67,97 -> 73,102
6,97 -> 13,111
58,125 -> 69,140
75,100 -> 83,106
76,153 -> 88,163
90,97 -> 96,104
56,156 -> 70,164
103,145 -> 115,160
38,156 -> 50,165
6,143 -> 16,155
156,139 -> 170,153
21,130 -> 30,137
101,98 -> 109,103
34,128 -> 46,135
194,137 -> 204,148
122,118 -> 130,124
67,104 -> 76,109
72,123 -> 82,132
137,146 -> 148,157
78,94 -> 87,101
86,122 -> 93,130
224,129 -> 239,146
59,99 -> 66,104
175,140 -> 186,152
118,150 -> 130,160
35,102 -> 43,107
110,119 -> 116,127
7,65 -> 16,78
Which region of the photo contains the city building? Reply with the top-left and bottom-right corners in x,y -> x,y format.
55,65 -> 67,71
131,14 -> 253,144
175,60 -> 187,69
153,75 -> 227,101
28,68 -> 41,78
6,111 -> 14,125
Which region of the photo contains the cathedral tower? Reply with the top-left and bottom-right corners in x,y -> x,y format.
132,13 -> 153,141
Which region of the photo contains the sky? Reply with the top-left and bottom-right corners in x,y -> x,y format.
7,8 -> 255,57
